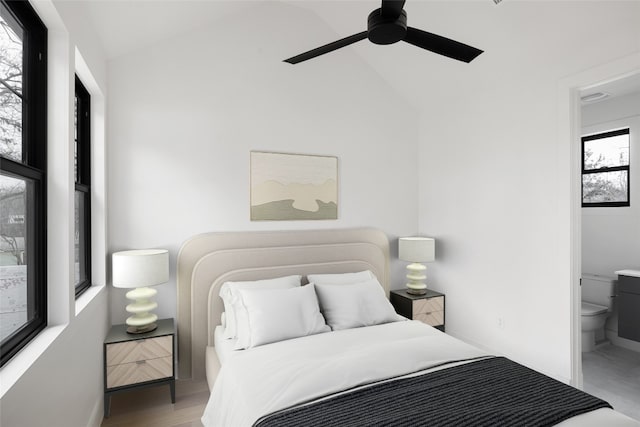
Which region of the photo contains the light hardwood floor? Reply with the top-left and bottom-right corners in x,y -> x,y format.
100,349 -> 640,427
101,380 -> 208,427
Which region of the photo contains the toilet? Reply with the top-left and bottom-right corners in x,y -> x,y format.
581,274 -> 616,352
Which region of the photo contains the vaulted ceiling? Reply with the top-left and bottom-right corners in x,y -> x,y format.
71,0 -> 640,108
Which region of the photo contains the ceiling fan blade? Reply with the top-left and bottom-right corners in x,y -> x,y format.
284,31 -> 368,64
380,0 -> 406,19
403,27 -> 483,63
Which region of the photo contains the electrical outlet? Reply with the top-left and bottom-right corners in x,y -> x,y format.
497,317 -> 505,329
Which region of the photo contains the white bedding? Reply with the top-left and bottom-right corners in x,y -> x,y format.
213,325 -> 237,366
203,321 -> 484,426
202,320 -> 639,427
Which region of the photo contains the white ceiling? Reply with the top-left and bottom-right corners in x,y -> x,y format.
580,72 -> 640,103
71,0 -> 258,59
71,0 -> 503,108
74,0 -> 492,61
70,0 -> 640,107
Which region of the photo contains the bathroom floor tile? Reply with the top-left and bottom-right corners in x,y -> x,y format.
583,344 -> 640,421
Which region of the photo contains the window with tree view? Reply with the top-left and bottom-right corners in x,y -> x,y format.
582,128 -> 630,207
1,0 -> 47,366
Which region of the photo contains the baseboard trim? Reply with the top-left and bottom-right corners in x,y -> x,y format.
87,397 -> 103,427
606,330 -> 640,353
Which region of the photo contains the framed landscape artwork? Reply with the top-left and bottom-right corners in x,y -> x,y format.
250,151 -> 338,221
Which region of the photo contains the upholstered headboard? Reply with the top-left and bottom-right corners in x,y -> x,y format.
176,228 -> 390,379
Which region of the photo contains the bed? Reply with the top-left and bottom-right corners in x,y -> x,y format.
176,228 -> 639,427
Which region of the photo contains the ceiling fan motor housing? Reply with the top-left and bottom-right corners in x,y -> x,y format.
367,8 -> 407,45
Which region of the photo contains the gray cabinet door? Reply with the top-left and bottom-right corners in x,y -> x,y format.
619,276 -> 640,342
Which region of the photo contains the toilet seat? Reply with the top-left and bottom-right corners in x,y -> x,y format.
581,301 -> 607,316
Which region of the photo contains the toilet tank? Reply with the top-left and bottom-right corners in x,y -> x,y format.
582,274 -> 616,310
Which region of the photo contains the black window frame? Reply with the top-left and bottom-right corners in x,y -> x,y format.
74,75 -> 90,298
0,0 -> 47,367
581,128 -> 631,208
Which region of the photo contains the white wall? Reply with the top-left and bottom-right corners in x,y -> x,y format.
417,1 -> 640,382
0,291 -> 108,427
0,1 -> 109,426
581,91 -> 640,351
107,2 -> 419,324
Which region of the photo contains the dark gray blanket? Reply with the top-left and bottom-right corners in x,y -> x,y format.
254,356 -> 611,427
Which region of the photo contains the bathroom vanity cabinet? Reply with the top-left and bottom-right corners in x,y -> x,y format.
616,270 -> 640,343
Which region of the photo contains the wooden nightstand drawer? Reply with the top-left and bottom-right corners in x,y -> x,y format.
390,289 -> 446,332
107,356 -> 173,388
415,311 -> 444,327
106,335 -> 172,366
413,296 -> 444,315
413,296 -> 444,327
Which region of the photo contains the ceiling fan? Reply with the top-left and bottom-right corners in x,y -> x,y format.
284,0 -> 483,65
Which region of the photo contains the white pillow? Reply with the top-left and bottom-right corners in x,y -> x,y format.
307,270 -> 375,285
314,278 -> 401,331
219,275 -> 302,339
236,284 -> 330,349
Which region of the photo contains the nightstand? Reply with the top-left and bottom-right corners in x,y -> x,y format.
390,289 -> 445,332
104,318 -> 176,417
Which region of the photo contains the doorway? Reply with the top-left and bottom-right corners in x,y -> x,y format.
562,54 -> 640,421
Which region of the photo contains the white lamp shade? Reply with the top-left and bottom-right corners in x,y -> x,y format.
398,237 -> 435,263
112,249 -> 169,289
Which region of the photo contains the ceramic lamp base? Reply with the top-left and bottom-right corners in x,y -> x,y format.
126,323 -> 158,334
124,286 -> 159,334
405,262 -> 428,295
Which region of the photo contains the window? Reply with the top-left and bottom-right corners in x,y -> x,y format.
582,128 -> 630,207
0,0 -> 47,366
74,76 -> 90,297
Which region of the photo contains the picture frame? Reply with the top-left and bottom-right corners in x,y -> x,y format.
250,151 -> 338,221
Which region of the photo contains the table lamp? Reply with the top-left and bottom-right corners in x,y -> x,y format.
112,249 -> 169,334
399,237 -> 435,295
